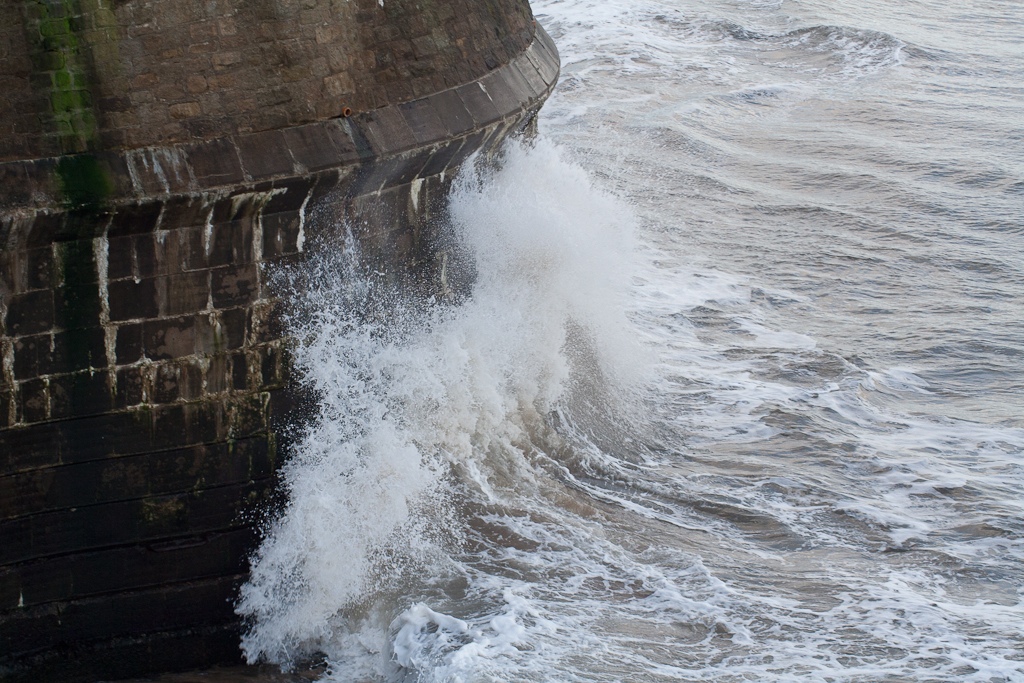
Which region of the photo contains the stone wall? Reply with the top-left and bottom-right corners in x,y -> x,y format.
0,0 -> 534,161
0,0 -> 559,673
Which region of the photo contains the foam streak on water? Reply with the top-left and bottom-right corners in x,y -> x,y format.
240,0 -> 1024,680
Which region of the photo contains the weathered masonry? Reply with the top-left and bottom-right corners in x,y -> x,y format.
0,1 -> 558,680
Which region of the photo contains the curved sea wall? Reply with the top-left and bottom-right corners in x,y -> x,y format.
0,0 -> 558,680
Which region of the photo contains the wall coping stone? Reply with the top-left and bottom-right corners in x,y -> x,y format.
0,27 -> 559,229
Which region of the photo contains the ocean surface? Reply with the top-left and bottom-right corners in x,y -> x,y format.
218,1 -> 1024,681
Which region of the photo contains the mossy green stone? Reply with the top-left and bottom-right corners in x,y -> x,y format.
39,17 -> 70,38
30,0 -> 99,151
56,153 -> 112,211
53,69 -> 73,88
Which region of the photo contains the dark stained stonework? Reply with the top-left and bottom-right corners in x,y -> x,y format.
0,0 -> 559,678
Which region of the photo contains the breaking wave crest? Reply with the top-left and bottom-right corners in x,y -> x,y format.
235,138 -> 644,678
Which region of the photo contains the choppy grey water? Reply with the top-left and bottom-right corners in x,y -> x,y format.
227,1 -> 1024,682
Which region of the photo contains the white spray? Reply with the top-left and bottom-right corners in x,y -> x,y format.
236,138 -> 643,677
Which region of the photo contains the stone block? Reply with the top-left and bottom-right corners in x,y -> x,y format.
153,362 -> 180,403
129,232 -> 159,280
229,392 -> 270,439
5,290 -> 53,336
12,336 -> 43,381
176,225 -> 210,273
322,119 -> 362,164
264,176 -> 316,214
308,169 -> 349,213
108,278 -> 158,322
258,345 -> 282,389
261,212 -> 301,258
160,270 -> 210,317
323,70 -> 354,97
114,323 -> 143,364
501,58 -> 534,102
0,390 -> 11,429
230,352 -> 248,391
179,359 -> 203,400
419,136 -> 468,181
211,264 -> 260,309
524,43 -> 553,87
535,28 -> 560,83
380,147 -> 434,190
398,98 -> 447,146
0,161 -> 31,209
456,81 -> 501,127
169,102 -> 202,120
106,234 -> 135,280
217,16 -> 238,36
186,74 -> 208,94
148,228 -> 192,279
150,402 -> 218,451
0,603 -> 61,659
205,354 -> 229,394
512,57 -> 546,97
219,307 -> 247,350
337,160 -> 380,198
143,316 -> 196,361
185,114 -> 230,141
428,89 -> 475,137
330,119 -> 373,164
17,379 -> 48,424
54,285 -> 103,335
188,21 -> 218,42
24,210 -> 65,249
114,365 -> 145,408
131,71 -> 159,89
211,50 -> 242,70
358,107 -> 416,156
411,76 -> 441,100
0,417 -> 62,472
240,101 -> 290,134
206,218 -> 253,268
48,370 -> 112,420
54,241 -> 99,292
124,148 -> 194,197
478,70 -> 520,118
56,413 -> 150,465
237,129 -> 295,180
193,315 -> 218,357
245,302 -> 278,346
282,122 -> 343,173
383,75 -> 414,104
94,152 -> 138,200
159,196 -> 213,234
185,138 -> 244,188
